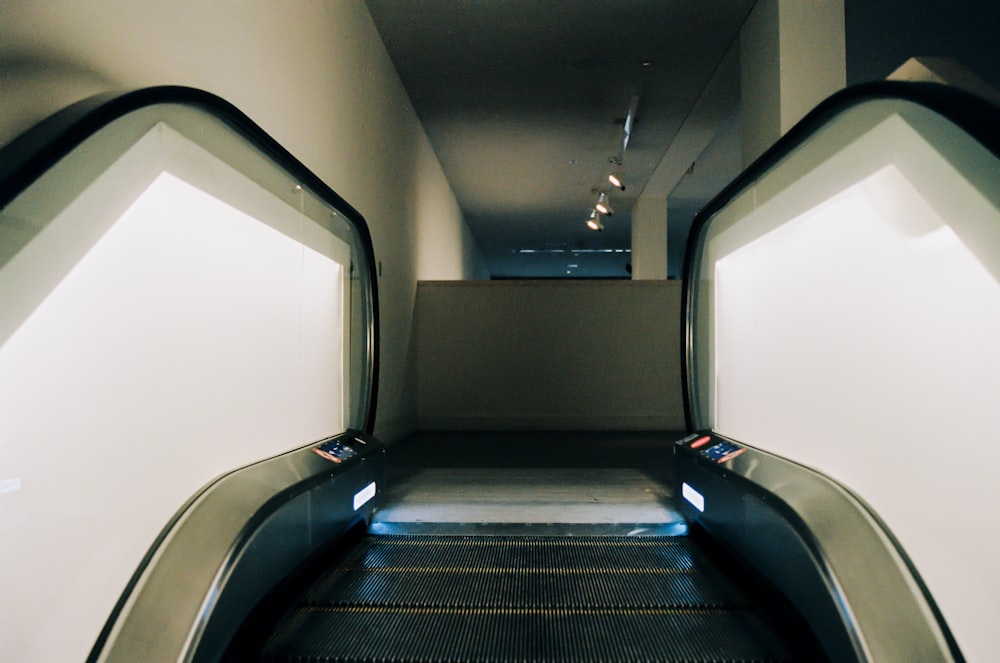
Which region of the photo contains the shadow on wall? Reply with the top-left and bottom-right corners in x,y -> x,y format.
0,56 -> 114,149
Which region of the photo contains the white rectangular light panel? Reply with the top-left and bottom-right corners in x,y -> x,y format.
681,482 -> 705,513
353,481 -> 377,511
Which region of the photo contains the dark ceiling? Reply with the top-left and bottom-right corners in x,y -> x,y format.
364,0 -> 755,278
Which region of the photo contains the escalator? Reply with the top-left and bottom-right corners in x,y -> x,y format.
3,82 -> 997,662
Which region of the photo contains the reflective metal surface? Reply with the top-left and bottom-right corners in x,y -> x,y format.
97,432 -> 385,663
674,432 -> 957,663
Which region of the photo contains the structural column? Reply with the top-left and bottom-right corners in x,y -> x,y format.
630,193 -> 668,280
740,0 -> 846,166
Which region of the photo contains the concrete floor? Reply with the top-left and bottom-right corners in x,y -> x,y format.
371,431 -> 688,535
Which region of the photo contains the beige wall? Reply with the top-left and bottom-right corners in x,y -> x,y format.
741,0 -> 846,165
0,0 -> 485,441
740,0 -> 782,166
631,194 -> 668,280
416,281 -> 686,431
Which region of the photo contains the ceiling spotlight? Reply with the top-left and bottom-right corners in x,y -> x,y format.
586,210 -> 604,231
607,173 -> 626,191
595,192 -> 614,216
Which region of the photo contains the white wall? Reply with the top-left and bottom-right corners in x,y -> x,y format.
0,0 -> 484,441
416,281 -> 685,431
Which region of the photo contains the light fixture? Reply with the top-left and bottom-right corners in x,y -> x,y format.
573,94 -> 635,241
595,192 -> 614,216
586,210 -> 604,231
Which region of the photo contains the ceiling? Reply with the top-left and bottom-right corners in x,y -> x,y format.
364,0 -> 755,278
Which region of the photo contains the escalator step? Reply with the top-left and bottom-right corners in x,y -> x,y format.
327,535 -> 703,571
307,569 -> 747,608
304,565 -> 746,609
260,606 -> 793,662
304,535 -> 747,609
255,535 -> 800,662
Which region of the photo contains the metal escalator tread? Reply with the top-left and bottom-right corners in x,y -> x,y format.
257,535 -> 800,662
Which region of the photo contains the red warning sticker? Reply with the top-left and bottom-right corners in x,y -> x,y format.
718,448 -> 747,463
691,436 -> 712,449
313,448 -> 342,463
